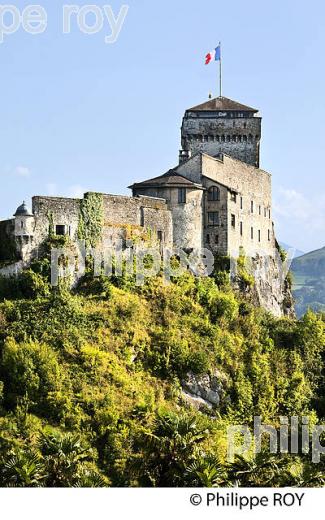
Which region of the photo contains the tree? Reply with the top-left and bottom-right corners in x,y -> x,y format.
130,411 -> 211,487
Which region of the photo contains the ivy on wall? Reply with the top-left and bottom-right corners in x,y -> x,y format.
0,222 -> 18,266
47,211 -> 54,238
78,192 -> 104,247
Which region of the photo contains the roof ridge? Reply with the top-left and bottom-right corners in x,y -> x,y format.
188,96 -> 258,113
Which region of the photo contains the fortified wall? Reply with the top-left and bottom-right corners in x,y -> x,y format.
0,193 -> 173,268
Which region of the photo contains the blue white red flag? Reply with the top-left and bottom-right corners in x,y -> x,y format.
205,45 -> 221,65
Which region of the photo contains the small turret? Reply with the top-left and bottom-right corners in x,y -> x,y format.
13,201 -> 35,261
14,201 -> 34,237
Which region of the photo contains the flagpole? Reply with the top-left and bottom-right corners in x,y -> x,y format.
219,41 -> 222,97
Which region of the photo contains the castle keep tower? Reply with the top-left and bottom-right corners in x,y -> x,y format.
180,96 -> 261,167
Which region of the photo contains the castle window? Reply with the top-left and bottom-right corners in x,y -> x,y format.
178,188 -> 186,204
240,197 -> 243,209
251,201 -> 254,213
231,192 -> 237,203
251,227 -> 254,240
243,135 -> 247,142
56,225 -> 67,236
216,135 -> 220,142
238,136 -> 242,143
215,235 -> 219,244
232,135 -> 236,142
157,230 -> 163,242
206,234 -> 210,244
208,186 -> 220,201
258,230 -> 261,242
226,135 -> 231,142
221,135 -> 225,142
21,221 -> 24,229
268,230 -> 271,241
208,211 -> 219,226
240,222 -> 243,236
231,214 -> 236,227
269,209 -> 271,219
204,135 -> 209,142
259,205 -> 261,215
244,122 -> 247,129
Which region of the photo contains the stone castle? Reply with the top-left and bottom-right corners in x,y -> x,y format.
0,95 -> 291,316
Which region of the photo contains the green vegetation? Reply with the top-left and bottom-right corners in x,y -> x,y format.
0,222 -> 19,266
78,192 -> 104,247
0,259 -> 325,487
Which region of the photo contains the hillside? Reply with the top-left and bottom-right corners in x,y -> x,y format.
0,260 -> 324,487
291,247 -> 325,317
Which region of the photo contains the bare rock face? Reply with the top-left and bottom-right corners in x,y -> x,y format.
182,371 -> 225,408
234,253 -> 295,318
251,255 -> 295,317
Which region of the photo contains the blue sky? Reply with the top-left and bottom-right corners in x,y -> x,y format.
0,0 -> 324,252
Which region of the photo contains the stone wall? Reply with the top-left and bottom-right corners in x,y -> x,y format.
102,194 -> 173,247
201,154 -> 274,258
32,196 -> 80,244
31,193 -> 173,251
175,152 -> 274,258
130,186 -> 203,251
202,178 -> 229,254
181,112 -> 261,167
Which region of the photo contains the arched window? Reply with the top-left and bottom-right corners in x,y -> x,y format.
208,186 -> 220,201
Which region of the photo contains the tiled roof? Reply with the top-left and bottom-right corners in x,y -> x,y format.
129,170 -> 202,189
188,96 -> 258,113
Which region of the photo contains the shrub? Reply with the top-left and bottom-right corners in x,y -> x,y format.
0,339 -> 64,418
208,292 -> 239,322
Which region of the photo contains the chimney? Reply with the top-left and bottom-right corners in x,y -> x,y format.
179,149 -> 191,164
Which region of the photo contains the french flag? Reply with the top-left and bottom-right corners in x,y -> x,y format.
205,45 -> 221,65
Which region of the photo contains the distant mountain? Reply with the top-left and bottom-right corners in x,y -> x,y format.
279,241 -> 305,259
290,246 -> 325,317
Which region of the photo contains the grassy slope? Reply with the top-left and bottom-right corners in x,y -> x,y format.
0,269 -> 324,487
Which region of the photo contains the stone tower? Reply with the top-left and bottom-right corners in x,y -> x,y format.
14,201 -> 35,262
180,96 -> 261,167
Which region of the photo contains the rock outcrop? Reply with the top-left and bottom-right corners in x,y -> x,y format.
182,370 -> 225,409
